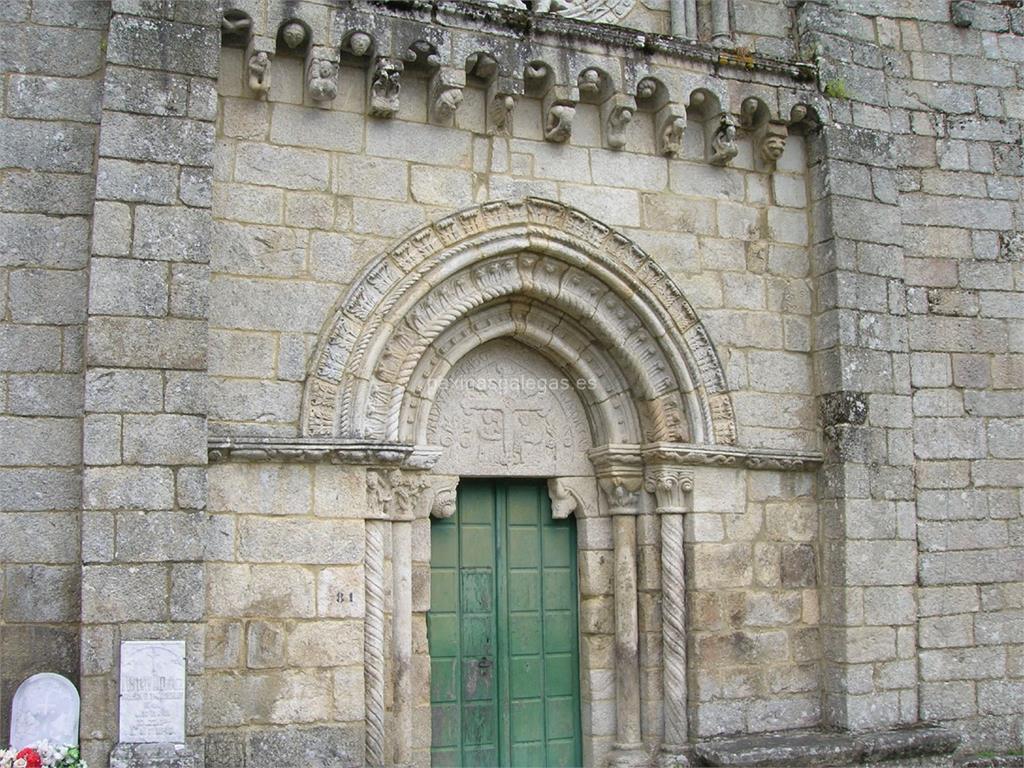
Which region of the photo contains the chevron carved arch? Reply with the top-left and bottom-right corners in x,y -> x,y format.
303,198 -> 735,447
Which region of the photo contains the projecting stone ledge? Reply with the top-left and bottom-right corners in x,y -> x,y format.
694,724 -> 960,767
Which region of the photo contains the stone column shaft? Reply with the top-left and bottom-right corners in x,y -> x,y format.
710,0 -> 731,44
392,519 -> 414,767
646,465 -> 693,766
613,513 -> 643,750
660,513 -> 687,748
670,0 -> 698,39
364,519 -> 387,768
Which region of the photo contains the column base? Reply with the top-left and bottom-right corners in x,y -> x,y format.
110,743 -> 198,768
658,745 -> 692,767
608,743 -> 651,768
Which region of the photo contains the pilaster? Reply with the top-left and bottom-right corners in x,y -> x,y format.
80,3 -> 219,765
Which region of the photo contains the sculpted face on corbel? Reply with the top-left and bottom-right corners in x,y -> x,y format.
709,113 -> 739,166
758,122 -> 788,167
547,477 -> 598,520
545,102 -> 576,143
603,96 -> 635,150
430,68 -> 465,125
306,49 -> 339,104
657,104 -> 687,157
427,476 -> 460,519
369,57 -> 403,118
247,51 -> 271,96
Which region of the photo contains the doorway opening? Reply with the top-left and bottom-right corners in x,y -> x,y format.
428,479 -> 583,767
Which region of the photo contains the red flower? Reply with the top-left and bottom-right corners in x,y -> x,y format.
16,748 -> 42,768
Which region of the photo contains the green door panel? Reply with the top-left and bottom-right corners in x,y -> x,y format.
428,480 -> 582,767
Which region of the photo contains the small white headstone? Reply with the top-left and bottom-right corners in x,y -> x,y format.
9,673 -> 80,750
118,641 -> 186,744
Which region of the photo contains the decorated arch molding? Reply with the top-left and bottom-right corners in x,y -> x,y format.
303,198 -> 736,448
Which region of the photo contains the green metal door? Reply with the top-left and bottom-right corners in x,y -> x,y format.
429,479 -> 582,767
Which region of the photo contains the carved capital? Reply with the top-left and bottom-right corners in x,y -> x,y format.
708,113 -> 739,166
547,477 -> 598,519
590,444 -> 643,515
306,47 -> 339,106
368,57 -> 403,118
366,468 -> 426,521
598,476 -> 643,515
601,93 -> 636,150
643,467 -> 694,514
429,68 -> 465,125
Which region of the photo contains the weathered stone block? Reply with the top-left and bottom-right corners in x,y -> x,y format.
122,414 -> 205,465
133,205 -> 211,263
0,416 -> 80,466
98,112 -> 213,166
286,620 -> 363,666
86,317 -> 207,370
96,159 -> 178,204
85,368 -> 162,413
245,725 -> 363,768
3,564 -> 78,622
1,213 -> 90,269
0,118 -> 97,173
238,517 -> 363,565
107,15 -> 218,77
90,257 -> 169,317
81,564 -> 168,622
91,201 -> 133,257
317,566 -> 365,619
0,469 -> 79,513
83,465 -> 175,510
235,143 -> 330,191
207,564 -> 315,618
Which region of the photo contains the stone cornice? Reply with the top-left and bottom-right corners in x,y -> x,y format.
207,438 -> 822,471
641,442 -> 823,471
206,437 -> 442,469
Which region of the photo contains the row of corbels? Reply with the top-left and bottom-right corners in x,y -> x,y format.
225,9 -> 818,169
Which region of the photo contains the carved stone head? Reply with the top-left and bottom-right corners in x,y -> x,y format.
281,21 -> 306,49
761,133 -> 786,162
348,31 -> 372,56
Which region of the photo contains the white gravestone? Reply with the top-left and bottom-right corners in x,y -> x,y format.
9,673 -> 80,750
118,641 -> 186,744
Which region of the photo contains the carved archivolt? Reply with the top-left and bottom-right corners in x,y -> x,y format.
303,199 -> 736,448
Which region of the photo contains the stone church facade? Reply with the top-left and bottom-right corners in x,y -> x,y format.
0,0 -> 1021,765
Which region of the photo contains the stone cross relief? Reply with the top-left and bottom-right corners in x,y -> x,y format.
428,339 -> 593,476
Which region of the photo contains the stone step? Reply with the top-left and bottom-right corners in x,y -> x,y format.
692,724 -> 960,767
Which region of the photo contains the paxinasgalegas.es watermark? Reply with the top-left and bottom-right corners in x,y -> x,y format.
438,375 -> 598,395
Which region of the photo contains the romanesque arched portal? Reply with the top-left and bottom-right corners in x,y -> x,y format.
304,199 -> 732,767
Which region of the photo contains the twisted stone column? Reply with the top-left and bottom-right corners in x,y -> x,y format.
646,467 -> 694,767
364,518 -> 387,768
